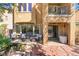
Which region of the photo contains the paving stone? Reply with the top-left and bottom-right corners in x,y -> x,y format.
34,42 -> 79,56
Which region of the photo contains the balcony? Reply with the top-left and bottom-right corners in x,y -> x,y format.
14,12 -> 33,23
48,6 -> 70,15
47,6 -> 72,23
14,3 -> 33,23
46,15 -> 72,23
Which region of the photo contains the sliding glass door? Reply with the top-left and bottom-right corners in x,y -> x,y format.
15,24 -> 42,36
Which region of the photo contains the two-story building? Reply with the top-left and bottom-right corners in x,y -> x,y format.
13,3 -> 77,46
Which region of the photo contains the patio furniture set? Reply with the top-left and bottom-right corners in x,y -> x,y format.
11,32 -> 42,43
4,31 -> 41,56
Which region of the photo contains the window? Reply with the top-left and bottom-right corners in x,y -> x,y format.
23,3 -> 27,11
61,6 -> 68,14
16,24 -> 20,33
18,3 -> 22,11
48,6 -> 57,14
28,3 -> 32,11
18,3 -> 32,12
48,6 -> 68,15
35,26 -> 39,34
16,24 -> 33,35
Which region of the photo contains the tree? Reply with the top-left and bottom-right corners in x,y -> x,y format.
0,3 -> 17,30
0,3 -> 17,15
0,4 -> 16,55
0,4 -> 6,16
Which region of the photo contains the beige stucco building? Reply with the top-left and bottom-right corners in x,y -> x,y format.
13,3 -> 79,46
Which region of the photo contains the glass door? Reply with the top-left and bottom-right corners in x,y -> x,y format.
53,25 -> 58,38
48,25 -> 59,42
22,24 -> 26,33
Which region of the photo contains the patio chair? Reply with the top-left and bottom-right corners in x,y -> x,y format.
21,33 -> 26,42
11,32 -> 16,40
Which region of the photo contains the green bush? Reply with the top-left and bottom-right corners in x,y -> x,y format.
0,33 -> 11,51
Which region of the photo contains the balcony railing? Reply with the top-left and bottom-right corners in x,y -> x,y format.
48,6 -> 69,15
46,14 -> 72,22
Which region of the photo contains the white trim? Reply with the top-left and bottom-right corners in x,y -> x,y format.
27,3 -> 28,12
48,14 -> 72,16
21,4 -> 24,12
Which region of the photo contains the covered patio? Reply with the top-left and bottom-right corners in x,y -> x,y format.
42,21 -> 76,46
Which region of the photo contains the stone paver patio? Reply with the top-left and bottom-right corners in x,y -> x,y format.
32,42 -> 79,56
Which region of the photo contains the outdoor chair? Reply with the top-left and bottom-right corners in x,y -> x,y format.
21,33 -> 26,42
11,32 -> 16,40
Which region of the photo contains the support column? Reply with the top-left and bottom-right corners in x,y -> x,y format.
68,22 -> 75,46
43,18 -> 48,45
42,4 -> 48,45
68,8 -> 75,46
68,4 -> 76,46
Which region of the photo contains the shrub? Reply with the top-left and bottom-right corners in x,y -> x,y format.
0,33 -> 11,51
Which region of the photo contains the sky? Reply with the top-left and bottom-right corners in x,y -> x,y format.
74,3 -> 79,10
3,3 -> 12,9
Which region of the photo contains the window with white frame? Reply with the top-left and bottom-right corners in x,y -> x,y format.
18,3 -> 32,12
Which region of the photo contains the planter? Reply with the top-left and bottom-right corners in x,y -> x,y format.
59,36 -> 67,44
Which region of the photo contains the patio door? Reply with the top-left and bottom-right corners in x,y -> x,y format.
16,24 -> 33,34
22,25 -> 26,33
53,25 -> 58,38
48,25 -> 59,42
